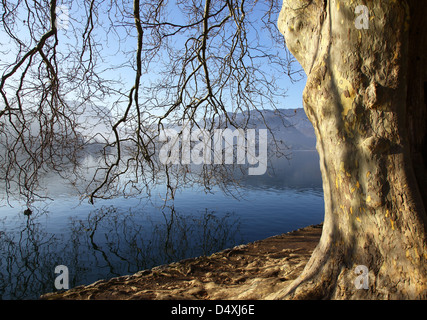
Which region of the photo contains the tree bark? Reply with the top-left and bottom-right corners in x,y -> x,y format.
275,0 -> 427,299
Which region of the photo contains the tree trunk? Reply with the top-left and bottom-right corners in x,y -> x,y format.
275,0 -> 427,299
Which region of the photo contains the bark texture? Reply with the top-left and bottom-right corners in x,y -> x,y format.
276,0 -> 427,299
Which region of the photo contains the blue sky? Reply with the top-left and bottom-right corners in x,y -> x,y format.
0,0 -> 307,118
69,0 -> 308,111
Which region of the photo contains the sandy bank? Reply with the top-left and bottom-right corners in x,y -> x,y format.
41,224 -> 322,300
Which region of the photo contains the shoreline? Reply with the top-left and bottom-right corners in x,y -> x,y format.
41,223 -> 322,300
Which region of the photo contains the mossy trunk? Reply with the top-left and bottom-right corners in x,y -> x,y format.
276,0 -> 427,299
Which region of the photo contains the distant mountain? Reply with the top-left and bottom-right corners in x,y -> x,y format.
228,108 -> 316,151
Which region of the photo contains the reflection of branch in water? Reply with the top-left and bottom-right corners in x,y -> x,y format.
70,206 -> 146,277
153,206 -> 242,263
70,204 -> 242,278
87,208 -> 118,277
162,206 -> 177,260
0,212 -> 82,299
0,204 -> 241,299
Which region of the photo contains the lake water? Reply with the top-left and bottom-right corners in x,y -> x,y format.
0,150 -> 324,300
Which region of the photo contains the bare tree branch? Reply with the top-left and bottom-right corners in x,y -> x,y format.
0,0 -> 301,206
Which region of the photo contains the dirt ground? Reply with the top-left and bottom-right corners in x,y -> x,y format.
40,224 -> 322,300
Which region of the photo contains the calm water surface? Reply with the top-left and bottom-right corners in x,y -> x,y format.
0,151 -> 324,299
